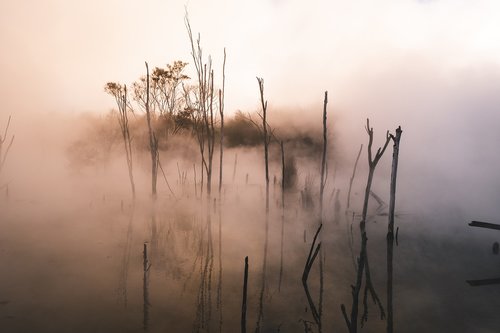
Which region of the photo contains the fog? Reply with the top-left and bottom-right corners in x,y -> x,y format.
1,0 -> 500,332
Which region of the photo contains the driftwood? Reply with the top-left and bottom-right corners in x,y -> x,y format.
469,221 -> 500,231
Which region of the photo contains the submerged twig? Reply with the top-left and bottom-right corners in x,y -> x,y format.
302,224 -> 323,330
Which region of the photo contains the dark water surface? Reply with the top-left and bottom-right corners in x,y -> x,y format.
1,191 -> 499,333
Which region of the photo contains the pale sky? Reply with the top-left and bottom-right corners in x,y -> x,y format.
1,0 -> 500,116
2,0 -> 500,216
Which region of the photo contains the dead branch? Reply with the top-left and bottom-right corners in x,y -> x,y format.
346,144 -> 363,212
302,224 -> 323,330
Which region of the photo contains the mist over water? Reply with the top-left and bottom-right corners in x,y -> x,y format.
2,84 -> 500,332
2,1 -> 500,332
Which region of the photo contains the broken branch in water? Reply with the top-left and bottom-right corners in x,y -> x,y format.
302,224 -> 322,329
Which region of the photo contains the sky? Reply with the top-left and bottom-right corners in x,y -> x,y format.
2,0 -> 500,217
1,0 -> 500,114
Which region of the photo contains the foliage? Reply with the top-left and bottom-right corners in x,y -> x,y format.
224,111 -> 261,147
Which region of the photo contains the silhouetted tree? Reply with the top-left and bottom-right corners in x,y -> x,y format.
387,126 -> 402,333
105,82 -> 136,200
342,119 -> 390,333
185,15 -> 218,198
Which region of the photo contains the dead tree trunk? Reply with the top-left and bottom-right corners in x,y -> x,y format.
219,48 -> 226,196
255,77 -> 271,333
317,91 -> 328,333
241,256 -> 249,333
257,77 -> 270,215
319,91 -> 328,221
217,48 -> 226,333
387,126 -> 402,333
342,119 -> 390,333
144,62 -> 158,200
206,69 -> 215,197
278,141 -> 285,291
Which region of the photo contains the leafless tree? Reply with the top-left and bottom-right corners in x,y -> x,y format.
341,119 -> 390,333
254,77 -> 272,333
143,62 -> 159,200
185,15 -> 218,199
217,48 -> 226,333
105,83 -> 136,200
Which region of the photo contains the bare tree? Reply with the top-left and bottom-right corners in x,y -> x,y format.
255,77 -> 272,333
341,119 -> 390,333
144,62 -> 159,200
105,83 -> 136,200
217,48 -> 226,333
185,15 -> 218,199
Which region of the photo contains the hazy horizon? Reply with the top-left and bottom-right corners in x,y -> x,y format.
1,1 -> 500,332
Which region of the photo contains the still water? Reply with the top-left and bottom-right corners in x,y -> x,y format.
0,187 -> 499,333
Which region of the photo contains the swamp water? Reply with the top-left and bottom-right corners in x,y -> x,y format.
0,183 -> 499,333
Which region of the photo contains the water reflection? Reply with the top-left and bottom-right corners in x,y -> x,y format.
1,191 -> 500,332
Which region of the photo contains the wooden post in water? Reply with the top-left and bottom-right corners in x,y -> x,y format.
241,256 -> 248,333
